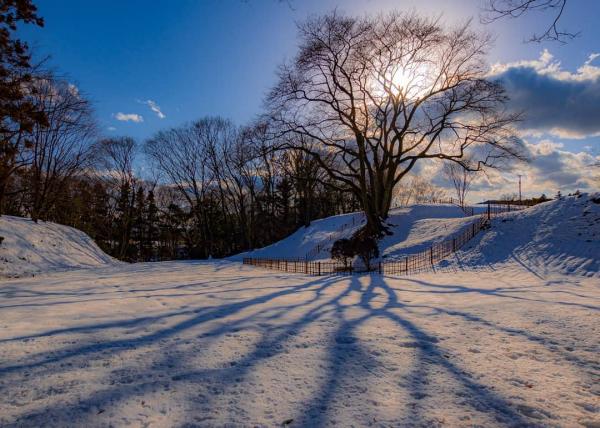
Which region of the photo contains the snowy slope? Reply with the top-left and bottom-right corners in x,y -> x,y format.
451,193 -> 600,277
232,211 -> 366,261
380,205 -> 484,260
0,215 -> 118,278
234,204 -> 483,261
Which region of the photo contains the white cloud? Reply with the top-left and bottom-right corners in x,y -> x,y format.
139,99 -> 166,119
114,112 -> 144,123
107,126 -> 117,131
490,49 -> 600,82
490,50 -> 600,139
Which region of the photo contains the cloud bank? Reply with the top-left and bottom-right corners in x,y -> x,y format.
490,50 -> 600,139
413,140 -> 598,202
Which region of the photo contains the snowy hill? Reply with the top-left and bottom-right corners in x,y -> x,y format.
235,195 -> 600,278
233,204 -> 484,261
451,193 -> 600,277
0,215 -> 118,278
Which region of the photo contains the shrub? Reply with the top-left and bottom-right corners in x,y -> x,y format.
331,238 -> 354,268
352,231 -> 379,271
331,228 -> 380,272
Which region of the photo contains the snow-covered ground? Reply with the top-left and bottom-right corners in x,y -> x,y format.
0,195 -> 598,426
0,260 -> 598,427
0,215 -> 118,278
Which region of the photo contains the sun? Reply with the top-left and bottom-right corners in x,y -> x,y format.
372,62 -> 432,101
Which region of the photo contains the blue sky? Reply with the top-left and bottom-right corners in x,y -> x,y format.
19,0 -> 600,197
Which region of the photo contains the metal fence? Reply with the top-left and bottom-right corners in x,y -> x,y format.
303,215 -> 366,261
243,203 -> 528,276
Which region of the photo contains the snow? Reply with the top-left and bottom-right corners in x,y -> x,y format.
0,196 -> 598,426
0,260 -> 598,426
232,211 -> 366,261
380,204 -> 485,260
0,215 -> 119,278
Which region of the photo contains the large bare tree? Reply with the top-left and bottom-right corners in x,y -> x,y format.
267,12 -> 523,235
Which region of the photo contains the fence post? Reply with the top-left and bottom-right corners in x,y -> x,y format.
318,262 -> 321,276
405,256 -> 408,274
452,237 -> 456,252
430,247 -> 434,266
487,202 -> 491,220
472,223 -> 475,238
378,262 -> 382,274
304,260 -> 308,274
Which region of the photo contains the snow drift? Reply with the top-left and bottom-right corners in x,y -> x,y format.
0,215 -> 118,278
452,193 -> 600,277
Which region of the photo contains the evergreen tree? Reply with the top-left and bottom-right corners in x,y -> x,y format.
132,187 -> 146,261
0,0 -> 47,214
115,182 -> 134,260
146,190 -> 159,260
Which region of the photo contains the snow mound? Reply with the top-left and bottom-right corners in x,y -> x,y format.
453,193 -> 600,277
233,204 -> 483,261
231,211 -> 365,261
0,215 -> 119,278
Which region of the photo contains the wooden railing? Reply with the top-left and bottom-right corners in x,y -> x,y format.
244,203 -> 527,276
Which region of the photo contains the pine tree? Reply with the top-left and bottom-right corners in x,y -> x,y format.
0,0 -> 47,214
145,190 -> 159,260
132,187 -> 146,261
115,182 -> 134,260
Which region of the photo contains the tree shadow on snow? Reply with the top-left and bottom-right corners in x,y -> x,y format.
0,266 -> 593,426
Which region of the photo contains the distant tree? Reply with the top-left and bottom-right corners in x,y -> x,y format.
145,117 -> 234,257
443,162 -> 475,207
26,77 -> 96,222
0,0 -> 47,214
94,137 -> 138,259
267,12 -> 522,236
481,0 -> 575,43
392,176 -> 447,207
145,189 -> 159,260
132,187 -> 146,260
